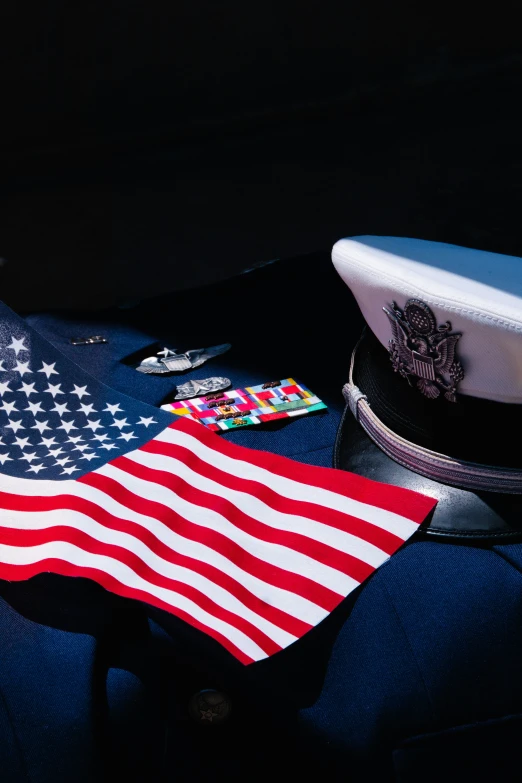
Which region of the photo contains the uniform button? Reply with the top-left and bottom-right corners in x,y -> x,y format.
188,689 -> 232,725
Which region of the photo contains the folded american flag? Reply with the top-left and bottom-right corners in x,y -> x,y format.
0,301 -> 436,663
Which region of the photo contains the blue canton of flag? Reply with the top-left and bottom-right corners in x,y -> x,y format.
0,301 -> 171,479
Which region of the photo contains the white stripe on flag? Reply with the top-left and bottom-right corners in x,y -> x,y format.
98,460 -> 360,596
126,447 -> 391,567
156,427 -> 419,538
0,418 -> 437,663
0,470 -> 330,625
0,540 -> 268,662
0,507 -> 298,649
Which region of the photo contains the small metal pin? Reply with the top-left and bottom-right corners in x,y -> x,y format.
136,345 -> 231,375
173,377 -> 231,400
70,336 -> 108,346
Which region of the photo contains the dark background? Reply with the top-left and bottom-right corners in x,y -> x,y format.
1,2 -> 521,310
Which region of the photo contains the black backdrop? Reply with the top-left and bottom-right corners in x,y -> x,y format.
1,2 -> 521,310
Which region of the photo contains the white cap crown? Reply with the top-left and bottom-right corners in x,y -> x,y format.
332,236 -> 522,404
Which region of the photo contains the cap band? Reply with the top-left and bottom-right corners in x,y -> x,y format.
345,340 -> 522,494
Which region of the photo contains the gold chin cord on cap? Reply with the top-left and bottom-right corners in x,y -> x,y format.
343,338 -> 522,494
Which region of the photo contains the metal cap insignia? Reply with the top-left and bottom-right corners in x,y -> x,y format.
383,299 -> 464,402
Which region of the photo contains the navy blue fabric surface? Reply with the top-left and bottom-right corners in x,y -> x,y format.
2,253 -> 522,781
392,713 -> 522,782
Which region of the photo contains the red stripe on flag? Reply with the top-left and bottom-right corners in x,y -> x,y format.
82,465 -> 342,611
114,454 -> 372,589
141,437 -> 405,555
0,558 -> 255,665
171,417 -> 437,522
0,488 -> 312,639
125,445 -> 377,582
0,524 -> 282,657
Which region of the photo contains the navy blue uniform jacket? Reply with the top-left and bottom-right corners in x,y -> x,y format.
2,254 -> 522,782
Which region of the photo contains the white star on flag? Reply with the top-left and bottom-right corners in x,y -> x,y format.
137,416 -> 156,427
50,401 -> 70,415
24,400 -> 45,415
44,383 -> 63,398
54,457 -> 72,467
118,431 -> 138,442
39,437 -> 58,448
103,403 -> 123,414
18,382 -> 37,397
84,419 -> 103,432
38,361 -> 59,378
7,336 -> 27,355
57,420 -> 77,434
0,400 -> 18,416
6,419 -> 25,433
31,420 -> 52,434
13,436 -> 31,449
78,403 -> 97,415
110,417 -> 130,430
18,452 -> 39,463
13,360 -> 32,375
71,385 -> 90,399
27,464 -> 46,474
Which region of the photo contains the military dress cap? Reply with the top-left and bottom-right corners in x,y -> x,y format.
332,236 -> 522,540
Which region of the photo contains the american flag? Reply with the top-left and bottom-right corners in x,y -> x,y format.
0,301 -> 437,664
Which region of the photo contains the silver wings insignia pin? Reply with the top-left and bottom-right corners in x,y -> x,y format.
382,299 -> 464,402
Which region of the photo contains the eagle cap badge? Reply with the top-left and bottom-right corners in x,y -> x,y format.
383,299 -> 464,402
